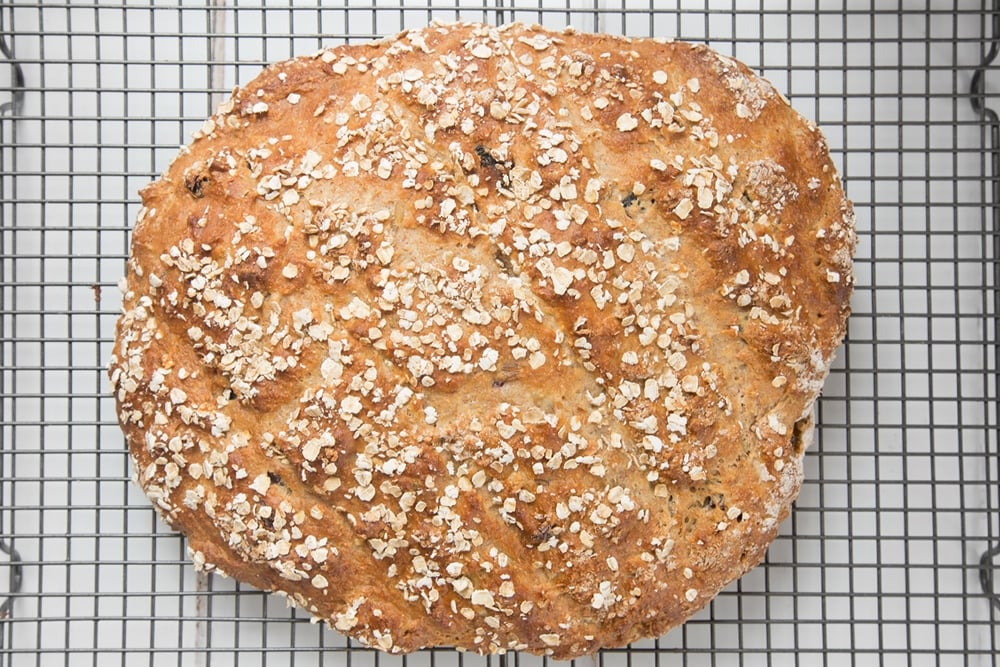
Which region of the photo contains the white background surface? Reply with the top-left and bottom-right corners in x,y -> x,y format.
1,1 -> 998,665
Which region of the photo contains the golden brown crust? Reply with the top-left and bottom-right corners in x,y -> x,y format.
109,21 -> 854,658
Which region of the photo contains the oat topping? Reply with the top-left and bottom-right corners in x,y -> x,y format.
111,20 -> 853,659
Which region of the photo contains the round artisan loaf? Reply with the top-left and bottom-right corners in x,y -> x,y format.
110,21 -> 854,657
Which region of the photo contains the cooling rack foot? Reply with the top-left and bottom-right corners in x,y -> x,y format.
0,19 -> 24,116
0,537 -> 22,620
981,542 -> 1000,612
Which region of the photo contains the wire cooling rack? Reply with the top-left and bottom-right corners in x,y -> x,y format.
1,1 -> 998,665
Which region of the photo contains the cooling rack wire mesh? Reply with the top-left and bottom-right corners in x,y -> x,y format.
0,1 -> 998,665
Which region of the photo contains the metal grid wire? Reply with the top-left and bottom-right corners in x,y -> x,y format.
0,1 -> 998,665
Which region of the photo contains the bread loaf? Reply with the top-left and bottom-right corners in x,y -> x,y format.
110,21 -> 854,657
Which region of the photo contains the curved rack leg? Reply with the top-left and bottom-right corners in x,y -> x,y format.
971,0 -> 1000,616
0,539 -> 21,621
0,18 -> 24,623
